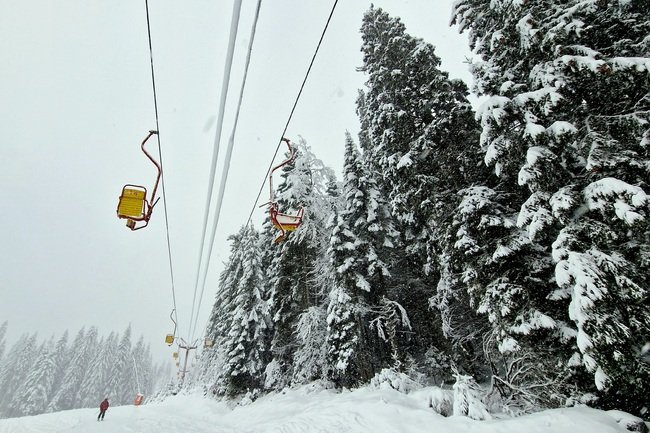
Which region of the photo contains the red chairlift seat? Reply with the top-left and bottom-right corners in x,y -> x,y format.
270,203 -> 304,243
264,138 -> 304,243
116,130 -> 161,230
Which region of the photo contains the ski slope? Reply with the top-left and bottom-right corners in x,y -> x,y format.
0,385 -> 641,433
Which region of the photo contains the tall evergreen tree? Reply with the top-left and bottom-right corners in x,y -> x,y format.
200,228 -> 248,395
15,338 -> 56,416
453,0 -> 650,414
80,332 -> 117,407
107,325 -> 133,404
222,225 -> 269,395
132,336 -> 152,400
0,333 -> 38,417
326,132 -> 397,386
266,140 -> 338,388
50,325 -> 100,409
46,330 -> 69,412
48,327 -> 88,412
356,6 -> 487,377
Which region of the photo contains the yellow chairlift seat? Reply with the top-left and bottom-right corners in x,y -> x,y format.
204,338 -> 214,348
172,351 -> 179,359
165,334 -> 175,345
118,185 -> 147,218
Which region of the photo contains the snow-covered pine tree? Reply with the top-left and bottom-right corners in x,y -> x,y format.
70,326 -> 99,408
444,183 -> 562,411
108,325 -> 133,405
46,330 -> 70,412
452,371 -> 491,420
199,229 -> 248,395
356,6 -> 485,377
292,305 -> 328,385
326,212 -> 362,386
221,224 -> 269,396
292,177 -> 343,386
132,336 -> 153,399
48,327 -> 87,412
326,133 -> 397,386
116,324 -> 136,404
80,332 -> 117,407
453,0 -> 650,414
79,335 -> 105,407
0,333 -> 38,417
14,338 -> 57,416
265,139 -> 337,388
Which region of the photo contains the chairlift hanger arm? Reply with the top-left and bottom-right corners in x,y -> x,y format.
141,130 -> 161,214
268,138 -> 293,203
165,308 -> 177,346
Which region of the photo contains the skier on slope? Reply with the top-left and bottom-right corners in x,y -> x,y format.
98,398 -> 109,421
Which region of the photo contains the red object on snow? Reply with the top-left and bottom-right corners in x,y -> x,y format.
134,394 -> 144,406
100,399 -> 109,411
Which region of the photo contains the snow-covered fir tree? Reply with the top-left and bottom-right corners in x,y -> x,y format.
453,0 -> 650,414
45,330 -> 69,413
109,325 -> 134,404
47,328 -> 88,413
132,336 -> 153,400
222,225 -> 269,396
199,228 -> 248,395
265,139 -> 339,388
15,338 -> 57,416
80,332 -> 117,407
55,327 -> 99,410
0,333 -> 38,417
356,6 -> 490,378
326,132 -> 398,386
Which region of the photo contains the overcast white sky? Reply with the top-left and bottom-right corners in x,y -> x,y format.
0,0 -> 473,366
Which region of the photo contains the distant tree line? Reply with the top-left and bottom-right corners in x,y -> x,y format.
191,2 -> 649,417
0,322 -> 171,419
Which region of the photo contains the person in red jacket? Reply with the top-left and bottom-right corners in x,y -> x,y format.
98,398 -> 109,421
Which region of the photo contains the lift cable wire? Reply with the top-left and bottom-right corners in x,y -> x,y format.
245,0 -> 339,228
190,0 -> 263,341
195,0 -> 340,346
145,0 -> 180,337
187,0 -> 245,339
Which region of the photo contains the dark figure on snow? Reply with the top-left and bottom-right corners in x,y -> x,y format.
98,398 -> 109,421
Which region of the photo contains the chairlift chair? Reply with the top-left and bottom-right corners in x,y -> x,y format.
116,130 -> 161,230
165,309 -> 176,346
261,138 -> 304,243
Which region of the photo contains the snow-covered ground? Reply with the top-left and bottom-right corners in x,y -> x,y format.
0,385 -> 642,433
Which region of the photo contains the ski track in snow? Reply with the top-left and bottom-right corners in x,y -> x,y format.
0,386 -> 634,433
